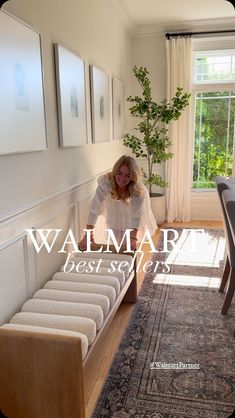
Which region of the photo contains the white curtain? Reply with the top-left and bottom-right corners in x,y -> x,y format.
165,36 -> 193,222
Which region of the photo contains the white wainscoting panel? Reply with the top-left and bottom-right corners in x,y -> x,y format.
78,194 -> 106,244
190,190 -> 222,220
0,170 -> 108,324
33,205 -> 76,289
0,237 -> 29,324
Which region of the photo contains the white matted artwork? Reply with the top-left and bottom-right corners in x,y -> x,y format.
112,78 -> 125,140
54,44 -> 87,147
0,11 -> 47,155
90,65 -> 110,143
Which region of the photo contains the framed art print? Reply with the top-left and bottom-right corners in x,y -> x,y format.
90,65 -> 110,143
112,78 -> 125,140
54,44 -> 87,147
0,11 -> 47,155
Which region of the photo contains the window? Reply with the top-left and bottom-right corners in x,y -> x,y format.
192,50 -> 235,189
194,52 -> 235,83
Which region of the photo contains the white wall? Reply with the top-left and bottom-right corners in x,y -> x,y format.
131,32 -> 167,102
1,0 -> 131,219
129,33 -> 167,194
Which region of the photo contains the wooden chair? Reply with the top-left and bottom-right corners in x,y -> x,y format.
215,176 -> 234,314
221,189 -> 235,315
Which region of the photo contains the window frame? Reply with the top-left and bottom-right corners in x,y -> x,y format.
191,48 -> 235,191
193,49 -> 235,85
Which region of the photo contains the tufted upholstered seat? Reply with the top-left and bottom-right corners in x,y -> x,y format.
33,288 -> 110,316
60,264 -> 126,286
52,271 -> 121,296
45,279 -> 117,306
10,311 -> 97,345
21,299 -> 104,330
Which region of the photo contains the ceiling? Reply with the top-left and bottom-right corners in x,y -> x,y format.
119,0 -> 235,26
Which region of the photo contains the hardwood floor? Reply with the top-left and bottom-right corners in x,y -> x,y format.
85,220 -> 223,418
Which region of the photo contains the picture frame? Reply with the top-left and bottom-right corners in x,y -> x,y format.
54,44 -> 87,147
112,78 -> 125,140
0,11 -> 47,155
90,65 -> 110,143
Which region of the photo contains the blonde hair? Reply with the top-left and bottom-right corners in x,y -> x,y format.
107,155 -> 143,201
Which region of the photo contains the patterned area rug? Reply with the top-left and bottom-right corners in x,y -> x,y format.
92,229 -> 235,418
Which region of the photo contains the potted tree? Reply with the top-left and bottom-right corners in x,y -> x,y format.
123,66 -> 191,224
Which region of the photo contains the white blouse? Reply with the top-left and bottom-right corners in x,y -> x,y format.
87,175 -> 157,240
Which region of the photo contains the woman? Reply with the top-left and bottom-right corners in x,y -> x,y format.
79,155 -> 157,250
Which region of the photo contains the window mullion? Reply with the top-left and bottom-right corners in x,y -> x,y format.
225,93 -> 231,176
198,93 -> 203,186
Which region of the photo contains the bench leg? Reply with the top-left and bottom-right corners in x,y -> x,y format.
123,258 -> 137,303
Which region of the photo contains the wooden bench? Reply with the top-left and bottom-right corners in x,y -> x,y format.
0,246 -> 137,418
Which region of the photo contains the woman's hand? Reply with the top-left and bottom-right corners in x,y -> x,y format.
78,230 -> 94,251
130,229 -> 138,251
130,236 -> 137,251
78,235 -> 87,251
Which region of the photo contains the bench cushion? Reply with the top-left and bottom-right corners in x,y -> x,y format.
21,299 -> 104,330
69,254 -> 132,278
10,312 -> 96,345
44,280 -> 116,307
60,264 -> 126,287
73,252 -> 133,263
33,288 -> 110,316
52,272 -> 120,295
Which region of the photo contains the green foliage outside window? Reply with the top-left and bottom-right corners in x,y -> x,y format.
193,91 -> 235,189
193,53 -> 235,189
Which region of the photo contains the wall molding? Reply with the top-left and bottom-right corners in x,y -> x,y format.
190,190 -> 222,220
0,234 -> 30,324
0,170 -> 108,226
133,17 -> 235,38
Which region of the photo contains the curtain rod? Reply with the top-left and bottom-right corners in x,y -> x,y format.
165,29 -> 235,39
